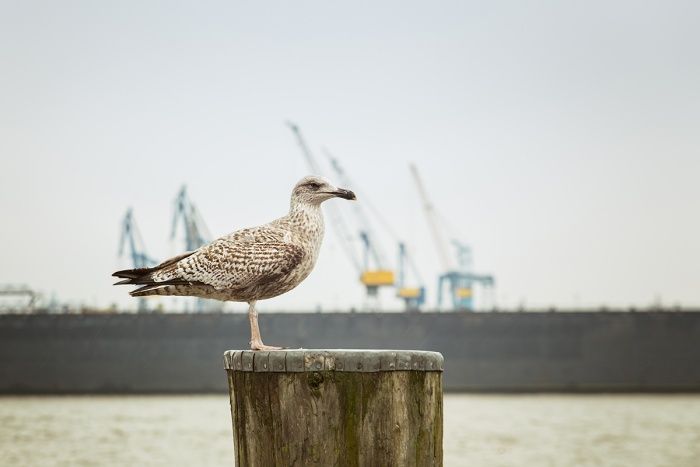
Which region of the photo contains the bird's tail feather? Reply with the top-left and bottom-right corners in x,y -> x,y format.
130,284 -> 170,297
112,267 -> 153,280
112,251 -> 195,287
112,266 -> 160,286
130,284 -> 194,297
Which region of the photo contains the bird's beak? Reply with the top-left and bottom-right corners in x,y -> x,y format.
333,188 -> 356,200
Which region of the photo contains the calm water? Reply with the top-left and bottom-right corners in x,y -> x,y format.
1,394 -> 698,466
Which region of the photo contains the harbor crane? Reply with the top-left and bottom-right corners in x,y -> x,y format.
118,208 -> 157,312
324,149 -> 395,300
446,239 -> 495,309
171,186 -> 211,252
324,148 -> 426,310
170,186 -> 221,312
410,164 -> 494,310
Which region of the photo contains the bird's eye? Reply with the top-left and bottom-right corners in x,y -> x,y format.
306,182 -> 321,190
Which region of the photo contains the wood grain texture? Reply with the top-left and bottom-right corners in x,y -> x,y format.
227,370 -> 443,466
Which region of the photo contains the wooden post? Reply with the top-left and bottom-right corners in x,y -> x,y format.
224,349 -> 443,466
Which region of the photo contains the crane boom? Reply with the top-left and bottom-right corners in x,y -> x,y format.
324,148 -> 387,270
118,208 -> 157,312
409,164 -> 451,270
286,121 -> 323,174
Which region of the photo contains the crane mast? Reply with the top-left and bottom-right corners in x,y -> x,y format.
397,242 -> 426,310
171,186 -> 211,252
118,208 -> 157,312
170,186 -> 221,312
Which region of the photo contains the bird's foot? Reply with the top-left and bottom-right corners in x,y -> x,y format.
249,340 -> 285,351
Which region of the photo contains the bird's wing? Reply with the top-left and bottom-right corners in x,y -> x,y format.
170,239 -> 304,290
154,225 -> 304,290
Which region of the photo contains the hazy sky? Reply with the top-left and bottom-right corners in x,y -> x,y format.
1,0 -> 698,311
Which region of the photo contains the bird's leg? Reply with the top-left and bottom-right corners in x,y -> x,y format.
248,301 -> 283,351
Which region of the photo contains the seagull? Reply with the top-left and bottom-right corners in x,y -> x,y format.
113,175 -> 356,350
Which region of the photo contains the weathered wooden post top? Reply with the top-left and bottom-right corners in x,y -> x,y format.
224,349 -> 444,467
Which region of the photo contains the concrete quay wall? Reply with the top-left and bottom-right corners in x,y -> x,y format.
1,311 -> 698,393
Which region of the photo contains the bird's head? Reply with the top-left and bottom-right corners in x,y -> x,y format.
291,175 -> 356,206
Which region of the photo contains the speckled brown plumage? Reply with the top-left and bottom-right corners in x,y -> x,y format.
113,175 -> 356,350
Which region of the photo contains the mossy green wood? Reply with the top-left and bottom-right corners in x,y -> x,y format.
224,350 -> 444,467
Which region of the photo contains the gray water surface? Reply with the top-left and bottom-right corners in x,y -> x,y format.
1,394 -> 698,466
